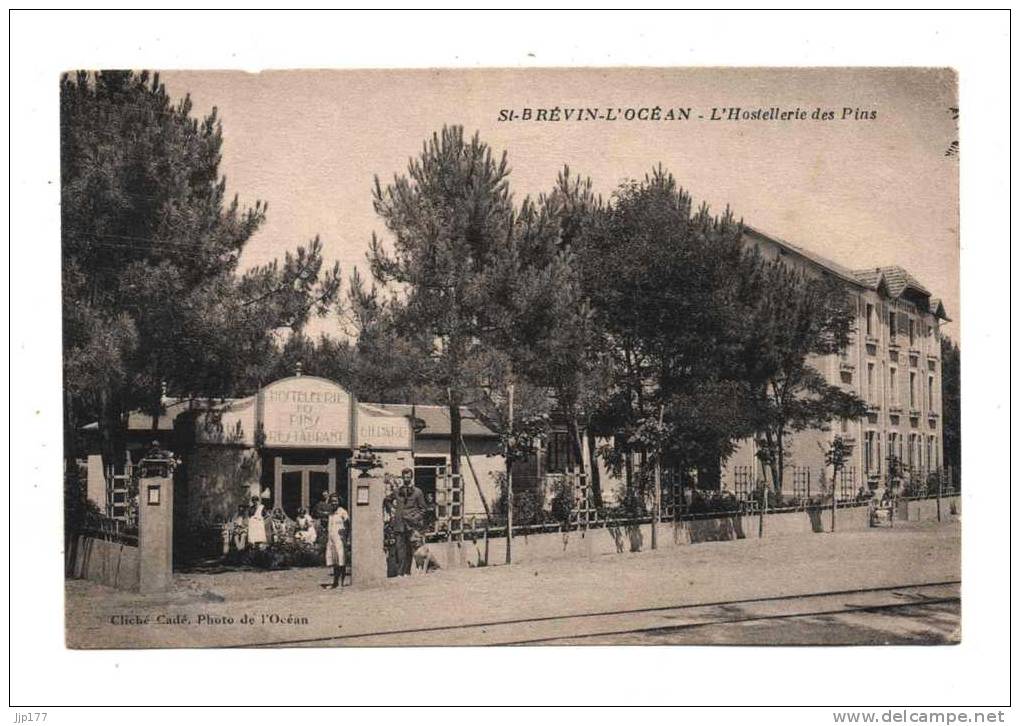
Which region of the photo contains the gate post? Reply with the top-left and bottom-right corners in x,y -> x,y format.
138,458 -> 174,593
349,467 -> 387,587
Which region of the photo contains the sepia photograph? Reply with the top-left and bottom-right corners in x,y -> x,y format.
8,7 -> 1014,718
60,66 -> 963,650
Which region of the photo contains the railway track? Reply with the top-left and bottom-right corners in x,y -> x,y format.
242,579 -> 960,648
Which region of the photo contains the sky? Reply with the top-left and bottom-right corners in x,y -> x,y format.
161,67 -> 959,340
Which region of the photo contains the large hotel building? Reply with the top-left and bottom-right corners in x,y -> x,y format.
724,228 -> 951,495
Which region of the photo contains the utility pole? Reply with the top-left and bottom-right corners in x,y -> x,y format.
831,466 -> 838,533
651,404 -> 664,550
505,382 -> 514,565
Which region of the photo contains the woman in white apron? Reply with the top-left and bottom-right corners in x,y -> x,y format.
247,497 -> 268,549
322,495 -> 350,589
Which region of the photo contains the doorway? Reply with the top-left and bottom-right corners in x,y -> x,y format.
268,450 -> 350,518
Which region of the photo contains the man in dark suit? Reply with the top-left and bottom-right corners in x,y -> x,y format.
391,468 -> 426,576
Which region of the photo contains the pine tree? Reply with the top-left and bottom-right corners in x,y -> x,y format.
368,126 -> 515,475
61,70 -> 340,475
940,336 -> 961,481
580,168 -> 757,504
737,259 -> 869,492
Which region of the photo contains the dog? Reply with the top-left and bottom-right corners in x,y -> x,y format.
411,539 -> 441,575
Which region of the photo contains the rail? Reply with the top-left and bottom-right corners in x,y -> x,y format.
75,512 -> 139,547
424,497 -> 886,543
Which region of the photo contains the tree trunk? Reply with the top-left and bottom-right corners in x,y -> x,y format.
623,446 -> 634,502
585,426 -> 604,508
763,428 -> 781,495
99,386 -> 128,475
63,388 -> 79,485
775,429 -> 786,495
449,398 -> 461,476
566,417 -> 584,474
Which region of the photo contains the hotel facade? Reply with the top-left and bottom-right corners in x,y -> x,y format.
725,228 -> 951,497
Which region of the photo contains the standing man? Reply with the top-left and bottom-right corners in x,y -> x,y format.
391,468 -> 426,577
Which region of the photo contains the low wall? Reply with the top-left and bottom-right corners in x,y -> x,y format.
70,536 -> 140,591
427,503 -> 877,570
897,495 -> 961,523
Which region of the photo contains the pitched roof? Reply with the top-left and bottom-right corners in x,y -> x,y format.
743,227 -> 949,319
851,267 -> 882,289
929,298 -> 951,321
369,403 -> 498,439
80,398 -> 195,433
742,226 -> 866,288
83,397 -> 499,440
852,265 -> 931,298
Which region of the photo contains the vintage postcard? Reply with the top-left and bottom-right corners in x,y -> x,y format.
62,67 -> 960,649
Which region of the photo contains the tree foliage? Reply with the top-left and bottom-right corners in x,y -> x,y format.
579,169 -> 759,496
736,259 -> 869,490
61,70 -> 340,470
940,336 -> 961,477
368,126 -> 522,473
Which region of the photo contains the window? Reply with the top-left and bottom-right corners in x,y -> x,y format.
928,375 -> 935,410
926,436 -> 933,470
889,366 -> 897,405
545,431 -> 575,473
866,304 -> 874,337
414,456 -> 448,503
867,363 -> 876,403
908,318 -> 915,346
887,433 -> 897,467
888,311 -> 897,343
909,371 -> 917,409
864,432 -> 875,474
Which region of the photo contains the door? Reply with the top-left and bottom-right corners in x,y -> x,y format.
272,452 -> 339,518
280,471 -> 304,518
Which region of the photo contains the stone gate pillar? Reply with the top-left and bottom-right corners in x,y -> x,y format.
137,458 -> 174,593
349,469 -> 386,586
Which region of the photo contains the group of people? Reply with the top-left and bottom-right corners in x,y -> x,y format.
221,468 -> 436,584
225,495 -> 336,551
227,497 -> 267,552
